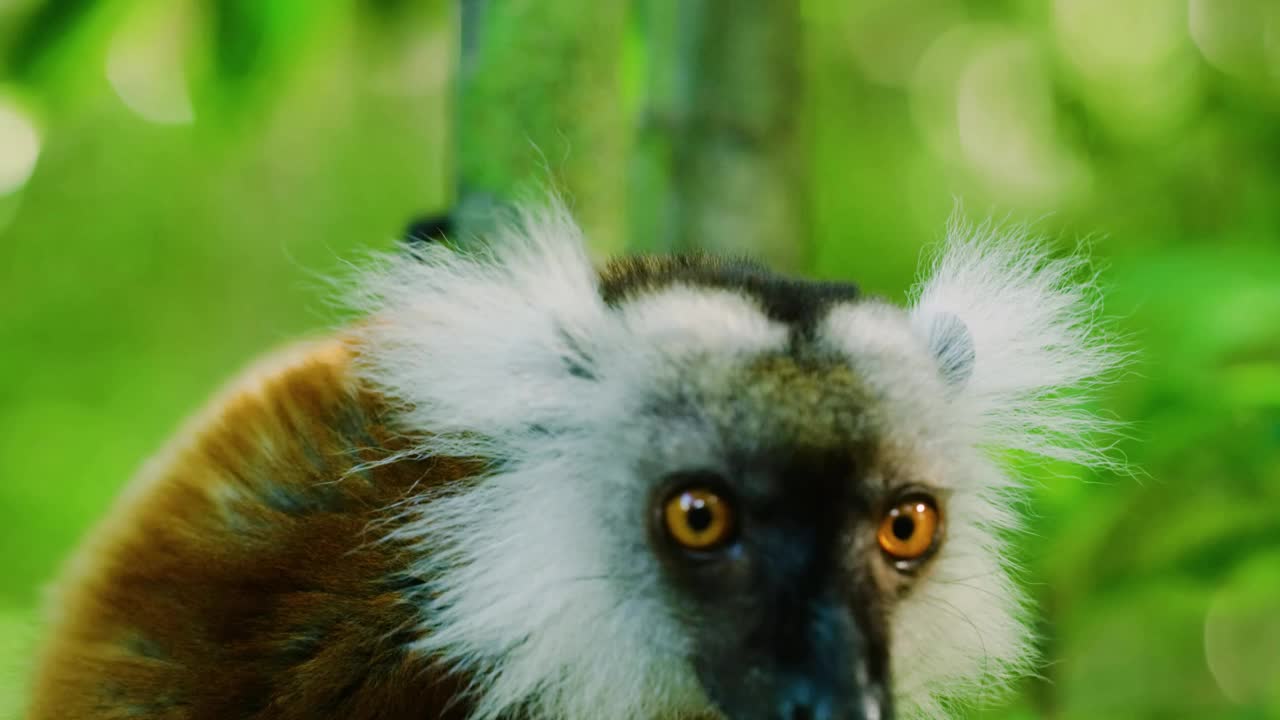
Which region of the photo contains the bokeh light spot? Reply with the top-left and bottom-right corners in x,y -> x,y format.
1204,561 -> 1280,706
911,23 -> 980,163
105,1 -> 196,125
1056,0 -> 1187,74
1189,0 -> 1280,80
0,96 -> 41,196
1053,0 -> 1200,141
956,35 -> 1088,205
913,25 -> 1089,208
844,0 -> 962,88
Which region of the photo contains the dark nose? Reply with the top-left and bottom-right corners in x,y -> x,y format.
776,676 -> 829,720
774,676 -> 891,720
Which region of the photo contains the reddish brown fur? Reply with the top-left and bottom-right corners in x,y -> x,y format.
27,338 -> 476,719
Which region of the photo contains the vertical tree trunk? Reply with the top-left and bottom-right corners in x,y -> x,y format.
454,0 -> 631,254
630,0 -> 808,269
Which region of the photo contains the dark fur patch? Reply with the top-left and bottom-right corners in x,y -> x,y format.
557,328 -> 599,380
260,482 -> 340,516
599,255 -> 860,335
122,632 -> 167,661
652,442 -> 892,720
402,213 -> 453,246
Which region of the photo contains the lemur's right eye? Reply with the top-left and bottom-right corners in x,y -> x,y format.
662,487 -> 736,551
877,495 -> 941,563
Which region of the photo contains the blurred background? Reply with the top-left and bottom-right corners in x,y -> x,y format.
2,0 -> 1279,718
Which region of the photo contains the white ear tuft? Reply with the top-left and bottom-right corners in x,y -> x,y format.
909,216 -> 1128,468
349,200 -> 608,456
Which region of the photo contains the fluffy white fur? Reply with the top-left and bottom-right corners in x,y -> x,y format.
351,203 -> 1124,720
353,204 -> 781,720
896,219 -> 1124,717
818,219 -> 1123,718
820,301 -> 1033,719
619,285 -> 788,353
909,217 -> 1125,467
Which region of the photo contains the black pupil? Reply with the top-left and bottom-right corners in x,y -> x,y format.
686,501 -> 714,533
892,515 -> 916,541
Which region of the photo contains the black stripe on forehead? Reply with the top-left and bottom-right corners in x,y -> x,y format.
599,255 -> 860,332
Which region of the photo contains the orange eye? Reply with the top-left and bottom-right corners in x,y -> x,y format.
663,488 -> 735,551
877,497 -> 941,561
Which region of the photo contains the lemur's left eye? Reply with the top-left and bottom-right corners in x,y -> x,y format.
877,495 -> 941,563
663,488 -> 736,551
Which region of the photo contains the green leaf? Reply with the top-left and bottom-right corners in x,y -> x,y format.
4,0 -> 99,81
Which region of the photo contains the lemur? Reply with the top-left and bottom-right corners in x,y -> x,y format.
26,202 -> 1123,720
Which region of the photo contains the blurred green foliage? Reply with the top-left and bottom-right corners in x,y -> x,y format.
1,1 -> 1278,718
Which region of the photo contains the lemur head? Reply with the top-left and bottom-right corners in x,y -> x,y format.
353,204 -> 1123,720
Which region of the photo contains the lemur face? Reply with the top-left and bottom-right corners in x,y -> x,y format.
635,369 -> 935,720
602,258 -> 953,720
354,205 -> 1120,720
